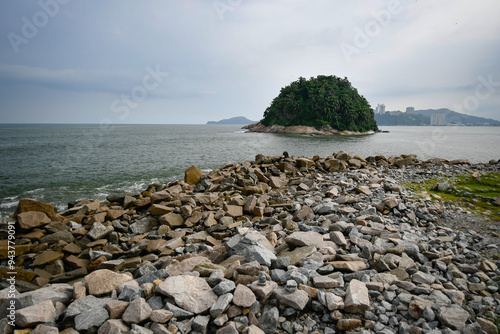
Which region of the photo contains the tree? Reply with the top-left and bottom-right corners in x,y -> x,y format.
261,75 -> 378,132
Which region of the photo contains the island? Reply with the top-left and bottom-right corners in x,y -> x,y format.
207,116 -> 257,125
245,75 -> 378,135
375,108 -> 500,126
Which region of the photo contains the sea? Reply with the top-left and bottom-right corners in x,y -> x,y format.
1,124 -> 499,217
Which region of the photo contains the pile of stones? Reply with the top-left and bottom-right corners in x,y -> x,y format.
0,152 -> 499,334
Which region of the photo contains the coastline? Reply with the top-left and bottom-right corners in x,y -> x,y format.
243,122 -> 379,135
1,152 -> 499,333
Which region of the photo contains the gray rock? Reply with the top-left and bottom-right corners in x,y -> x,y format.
87,222 -> 114,240
156,275 -> 217,314
437,305 -> 470,330
192,315 -> 210,334
98,319 -> 130,334
40,230 -> 75,244
129,217 -> 156,234
75,307 -> 109,332
64,295 -> 111,320
213,280 -> 236,296
273,287 -> 309,310
344,279 -> 370,313
118,285 -> 142,302
131,324 -> 154,334
210,293 -> 233,318
258,306 -> 279,334
122,298 -> 152,325
165,302 -> 194,320
226,230 -> 277,266
17,284 -> 73,309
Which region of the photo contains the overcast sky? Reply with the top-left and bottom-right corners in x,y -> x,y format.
1,0 -> 499,124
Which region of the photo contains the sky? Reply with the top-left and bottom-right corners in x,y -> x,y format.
0,0 -> 499,124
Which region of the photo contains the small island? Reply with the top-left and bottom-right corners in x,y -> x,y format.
245,75 -> 378,135
207,116 -> 256,125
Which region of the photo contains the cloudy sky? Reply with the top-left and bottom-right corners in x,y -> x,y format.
1,0 -> 499,124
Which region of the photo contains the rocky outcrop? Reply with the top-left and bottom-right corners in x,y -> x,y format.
243,122 -> 376,135
1,152 -> 498,333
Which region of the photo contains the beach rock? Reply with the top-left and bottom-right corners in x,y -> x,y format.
87,222 -> 114,240
15,198 -> 58,221
149,309 -> 173,323
210,293 -> 233,318
32,250 -> 64,266
122,298 -> 152,324
17,211 -> 51,230
437,305 -> 470,330
337,319 -> 362,331
226,230 -> 276,266
258,307 -> 279,334
248,280 -> 277,301
159,212 -> 184,227
344,279 -> 370,313
185,165 -> 204,184
233,284 -> 256,308
74,307 -> 109,332
30,324 -> 59,334
85,269 -> 133,296
156,275 -> 217,314
15,299 -> 56,327
273,287 -> 309,310
476,317 -> 499,334
98,319 -> 130,334
64,295 -> 111,319
285,231 -> 327,249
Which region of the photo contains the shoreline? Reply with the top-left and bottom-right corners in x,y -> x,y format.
243,122 -> 381,136
1,152 -> 499,333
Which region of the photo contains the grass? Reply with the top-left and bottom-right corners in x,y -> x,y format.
404,171 -> 500,223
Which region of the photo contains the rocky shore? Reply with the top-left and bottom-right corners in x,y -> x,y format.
1,152 -> 499,334
243,123 -> 378,136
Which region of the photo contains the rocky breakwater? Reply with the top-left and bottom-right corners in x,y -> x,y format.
243,123 -> 377,136
1,152 -> 500,334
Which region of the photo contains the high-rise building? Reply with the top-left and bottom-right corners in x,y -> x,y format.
430,113 -> 446,126
376,104 -> 386,114
406,107 -> 415,113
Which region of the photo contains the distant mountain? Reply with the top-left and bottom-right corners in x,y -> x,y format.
207,116 -> 257,125
375,108 -> 500,126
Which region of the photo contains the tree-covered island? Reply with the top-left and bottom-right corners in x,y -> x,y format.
245,75 -> 378,135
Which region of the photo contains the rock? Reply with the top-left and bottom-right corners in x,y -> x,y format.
437,305 -> 470,330
129,218 -> 156,234
329,261 -> 367,272
213,280 -> 236,296
98,319 -> 130,334
325,292 -> 344,311
65,295 -> 111,319
156,275 -> 217,314
17,211 -> 51,230
74,307 -> 109,332
167,256 -> 210,276
210,293 -> 233,318
87,222 -> 114,240
122,298 -> 152,324
31,324 -> 59,334
84,269 -> 133,296
476,317 -> 499,334
105,299 -> 129,319
258,307 -> 279,334
40,230 -> 75,244
233,284 -> 256,308
408,296 -> 434,319
383,196 -> 399,209
159,212 -> 184,227
192,315 -> 210,334
185,165 -> 204,184
32,250 -> 65,266
148,204 -> 174,216
412,271 -> 436,285
293,205 -> 314,221
330,231 -> 347,247
245,325 -> 266,334
344,279 -> 370,313
16,284 -> 73,309
149,309 -> 173,323
15,199 -> 58,221
279,246 -> 316,266
15,299 -> 56,327
226,230 -> 276,267
248,280 -> 278,301
313,276 -> 341,289
285,231 -> 327,249
479,259 -> 498,272
273,287 -> 309,310
337,319 -> 362,331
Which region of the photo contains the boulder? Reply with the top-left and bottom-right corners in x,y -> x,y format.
344,280 -> 370,313
17,211 -> 51,230
185,165 -> 204,184
85,269 -> 133,296
156,275 -> 217,314
16,299 -> 56,327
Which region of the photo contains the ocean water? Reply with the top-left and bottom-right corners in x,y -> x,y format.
1,124 -> 499,216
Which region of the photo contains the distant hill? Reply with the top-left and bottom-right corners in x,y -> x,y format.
207,116 -> 256,125
375,108 -> 500,126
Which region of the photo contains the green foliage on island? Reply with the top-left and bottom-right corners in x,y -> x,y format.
261,75 -> 378,132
